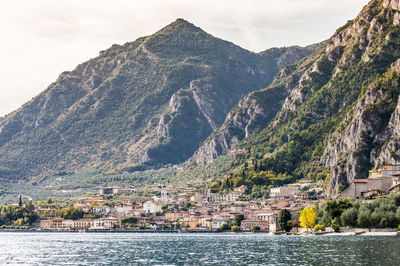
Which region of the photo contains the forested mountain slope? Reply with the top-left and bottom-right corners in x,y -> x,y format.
191,0 -> 400,195
0,19 -> 315,181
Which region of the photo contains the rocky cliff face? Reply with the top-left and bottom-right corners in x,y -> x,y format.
376,59 -> 400,164
322,59 -> 400,192
189,50 -> 318,165
271,0 -> 400,194
319,0 -> 400,193
0,19 -> 315,180
189,0 -> 400,195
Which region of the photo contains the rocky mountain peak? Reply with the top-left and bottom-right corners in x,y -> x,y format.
0,19 -> 316,181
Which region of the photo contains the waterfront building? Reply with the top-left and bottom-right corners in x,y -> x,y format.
165,211 -> 189,221
240,219 -> 269,231
211,218 -> 230,230
91,217 -> 118,230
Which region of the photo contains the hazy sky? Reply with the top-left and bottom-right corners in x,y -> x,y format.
0,0 -> 369,117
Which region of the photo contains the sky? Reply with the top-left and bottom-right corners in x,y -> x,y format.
0,0 -> 370,117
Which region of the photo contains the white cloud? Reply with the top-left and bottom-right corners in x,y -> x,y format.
0,0 -> 369,116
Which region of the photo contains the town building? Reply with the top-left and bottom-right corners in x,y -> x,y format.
240,219 -> 269,231
269,186 -> 301,199
211,218 -> 230,230
143,201 -> 162,214
99,187 -> 114,195
165,211 -> 189,221
92,206 -> 111,215
99,186 -> 136,195
338,164 -> 400,199
369,164 -> 400,178
91,217 -> 118,230
206,186 -> 247,202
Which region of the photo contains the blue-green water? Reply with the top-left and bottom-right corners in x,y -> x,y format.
0,233 -> 398,265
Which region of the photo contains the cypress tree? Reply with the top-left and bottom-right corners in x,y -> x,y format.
18,194 -> 22,207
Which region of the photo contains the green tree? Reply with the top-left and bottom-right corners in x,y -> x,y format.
174,222 -> 181,230
357,206 -> 371,228
341,207 -> 358,227
278,209 -> 292,232
210,182 -> 220,192
232,214 -> 245,227
18,195 -> 22,208
325,198 -> 353,225
61,207 -> 84,220
120,216 -> 138,229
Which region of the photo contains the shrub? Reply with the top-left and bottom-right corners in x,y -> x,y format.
220,223 -> 231,231
331,218 -> 340,232
313,224 -> 326,232
231,225 -> 240,232
251,225 -> 260,233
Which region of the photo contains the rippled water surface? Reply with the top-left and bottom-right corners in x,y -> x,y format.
0,232 -> 399,265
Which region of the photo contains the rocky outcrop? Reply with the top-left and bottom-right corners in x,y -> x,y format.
383,0 -> 400,11
376,97 -> 400,164
190,94 -> 266,165
375,59 -> 400,164
190,60 -> 309,165
322,59 -> 400,193
322,82 -> 386,191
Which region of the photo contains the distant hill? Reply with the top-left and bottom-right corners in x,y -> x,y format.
0,19 -> 316,181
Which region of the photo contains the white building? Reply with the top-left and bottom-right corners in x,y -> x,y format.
92,206 -> 111,215
256,212 -> 273,221
199,217 -> 212,228
62,219 -> 74,230
143,201 -> 162,214
269,186 -> 301,199
206,191 -> 244,202
91,217 -> 118,230
114,204 -> 133,218
211,218 -> 230,230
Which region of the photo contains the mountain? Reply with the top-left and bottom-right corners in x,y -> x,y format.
0,19 -> 316,181
191,0 -> 400,195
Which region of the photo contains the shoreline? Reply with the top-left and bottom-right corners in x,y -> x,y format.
318,231 -> 399,236
0,229 -> 399,236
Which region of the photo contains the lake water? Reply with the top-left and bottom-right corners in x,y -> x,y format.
0,232 -> 399,265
